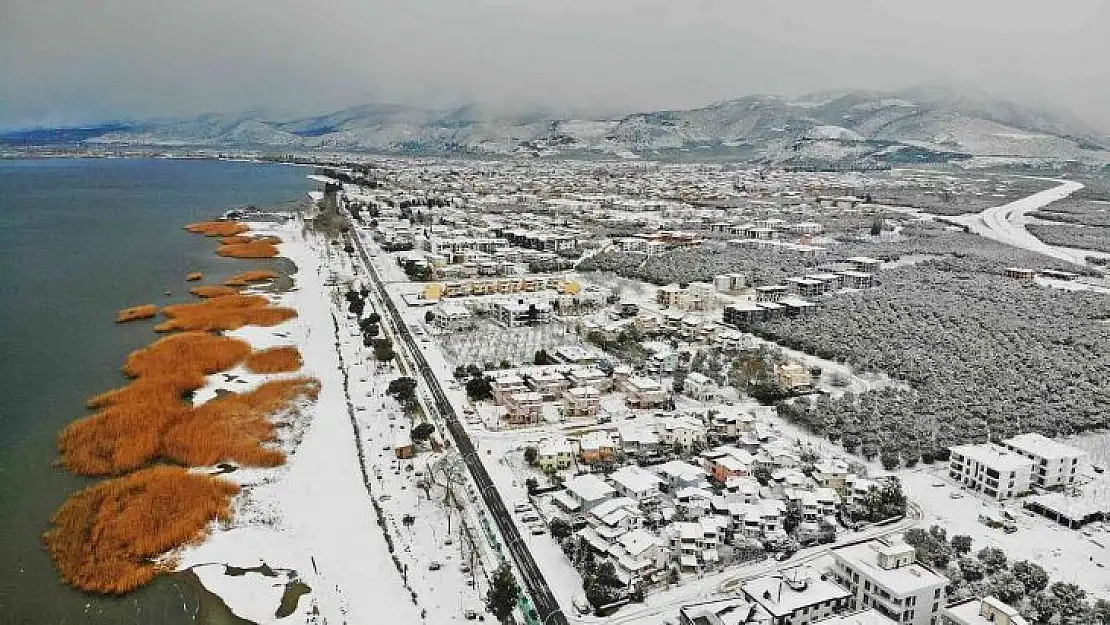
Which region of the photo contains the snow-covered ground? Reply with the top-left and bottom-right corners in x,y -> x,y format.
951,178 -> 1109,266
177,216 -> 475,624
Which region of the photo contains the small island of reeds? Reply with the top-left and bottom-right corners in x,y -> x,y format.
115,304 -> 158,323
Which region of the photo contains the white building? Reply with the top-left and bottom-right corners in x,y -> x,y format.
742,566 -> 852,625
684,372 -> 719,402
494,297 -> 553,327
999,433 -> 1086,489
610,465 -> 664,503
830,534 -> 948,625
941,597 -> 1029,625
948,444 -> 1033,500
432,302 -> 474,330
559,473 -> 616,513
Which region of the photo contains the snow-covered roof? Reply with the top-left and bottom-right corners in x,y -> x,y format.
950,443 -> 1034,472
832,540 -> 947,595
654,460 -> 706,483
565,474 -> 615,502
610,466 -> 664,494
742,566 -> 851,618
1003,433 -> 1085,461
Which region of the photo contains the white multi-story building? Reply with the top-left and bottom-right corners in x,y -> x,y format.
948,444 -> 1033,500
563,386 -> 601,418
684,372 -> 719,402
999,433 -> 1086,489
610,465 -> 664,503
830,534 -> 948,625
494,297 -> 553,327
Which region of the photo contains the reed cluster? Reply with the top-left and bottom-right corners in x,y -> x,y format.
189,285 -> 240,299
216,240 -> 279,258
115,304 -> 158,323
223,270 -> 278,287
184,221 -> 248,237
155,294 -> 296,333
244,346 -> 303,374
43,466 -> 239,594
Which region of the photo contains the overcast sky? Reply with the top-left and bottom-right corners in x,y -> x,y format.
3,0 -> 1109,130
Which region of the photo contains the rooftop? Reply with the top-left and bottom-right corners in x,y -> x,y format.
1003,433 -> 1086,461
742,566 -> 851,617
950,443 -> 1034,473
832,540 -> 947,595
565,473 -> 616,502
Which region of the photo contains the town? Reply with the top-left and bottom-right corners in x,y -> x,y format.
301,158 -> 1110,625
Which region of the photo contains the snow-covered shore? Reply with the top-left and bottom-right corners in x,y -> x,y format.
175,216 -> 423,624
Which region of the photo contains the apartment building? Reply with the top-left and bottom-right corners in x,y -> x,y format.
948,444 -> 1033,500
998,433 -> 1086,489
491,374 -> 528,405
536,437 -> 574,472
503,391 -> 544,426
563,386 -> 601,418
623,376 -> 669,409
494,297 -> 553,327
684,372 -> 719,402
830,535 -> 948,625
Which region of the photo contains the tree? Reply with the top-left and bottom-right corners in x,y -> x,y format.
783,507 -> 802,535
425,310 -> 435,323
523,446 -> 539,466
976,547 -> 1008,574
1089,599 -> 1110,625
1050,582 -> 1089,622
387,377 -> 418,407
534,349 -> 553,365
950,534 -> 973,556
367,312 -> 381,325
466,376 -> 493,401
373,338 -> 395,362
349,298 -> 365,317
958,556 -> 985,582
550,518 -> 573,540
1012,560 -> 1049,594
411,422 -> 435,442
525,477 -> 539,494
988,571 -> 1026,605
363,323 -> 380,338
486,564 -> 520,624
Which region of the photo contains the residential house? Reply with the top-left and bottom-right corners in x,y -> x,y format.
656,415 -> 708,452
617,424 -> 661,456
558,473 -> 616,513
623,376 -> 669,409
670,518 -> 724,572
610,465 -> 665,504
941,597 -> 1029,625
503,391 -> 544,426
776,363 -> 812,390
742,566 -> 852,625
567,366 -> 612,392
654,460 -> 709,491
491,374 -> 528,405
610,528 -> 668,585
811,460 -> 851,495
536,437 -> 574,472
563,386 -> 601,418
685,372 -> 720,402
578,430 -> 618,465
678,598 -> 772,625
494,297 -> 553,327
526,368 -> 571,400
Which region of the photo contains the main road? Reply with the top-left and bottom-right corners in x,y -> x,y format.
342,215 -> 569,625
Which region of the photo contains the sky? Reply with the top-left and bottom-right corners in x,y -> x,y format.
3,0 -> 1109,131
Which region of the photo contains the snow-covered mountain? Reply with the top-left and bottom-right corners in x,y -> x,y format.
13,86 -> 1110,165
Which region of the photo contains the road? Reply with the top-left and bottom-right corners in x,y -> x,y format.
950,178 -> 1093,266
343,221 -> 569,625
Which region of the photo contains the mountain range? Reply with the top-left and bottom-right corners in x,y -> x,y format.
6,85 -> 1109,166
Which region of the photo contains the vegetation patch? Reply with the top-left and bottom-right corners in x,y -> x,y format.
155,294 -> 296,333
244,346 -> 303,374
185,221 -> 249,237
186,272 -> 203,281
220,235 -> 254,245
43,466 -> 238,594
223,270 -> 279,287
217,240 -> 279,258
116,304 -> 158,323
189,285 -> 240,299
60,332 -> 252,475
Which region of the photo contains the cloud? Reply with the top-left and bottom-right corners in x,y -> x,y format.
2,0 -> 1108,130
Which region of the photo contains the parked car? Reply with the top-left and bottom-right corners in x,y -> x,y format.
428,561 -> 442,571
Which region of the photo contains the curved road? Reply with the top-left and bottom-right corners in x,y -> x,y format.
951,178 -> 1092,265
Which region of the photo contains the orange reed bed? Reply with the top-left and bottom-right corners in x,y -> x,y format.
154,294 -> 297,333
161,377 -> 319,467
189,285 -> 240,299
115,304 -> 158,323
186,272 -> 203,281
43,466 -> 238,594
223,270 -> 278,287
244,346 -> 303,374
61,332 -> 252,475
220,235 -> 253,245
216,240 -> 278,258
184,221 -> 248,237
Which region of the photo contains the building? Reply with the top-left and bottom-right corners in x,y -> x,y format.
812,610 -> 898,625
536,437 -> 574,472
431,302 -> 474,331
503,391 -> 544,426
1003,267 -> 1035,283
776,363 -> 813,390
940,597 -> 1028,625
671,518 -> 724,571
837,271 -> 874,290
948,444 -> 1033,500
558,473 -> 616,512
394,432 -> 414,459
846,257 -> 882,274
610,466 -> 665,503
494,297 -> 553,327
678,598 -> 771,625
563,386 -> 601,418
623,376 -> 669,409
999,433 -> 1086,489
755,285 -> 790,303
685,372 -> 720,402
579,430 -> 617,465
811,460 -> 851,495
610,528 -> 668,585
830,534 -> 948,625
742,566 -> 852,625
491,374 -> 528,405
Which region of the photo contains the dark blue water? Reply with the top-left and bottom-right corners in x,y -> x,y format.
0,158 -> 309,624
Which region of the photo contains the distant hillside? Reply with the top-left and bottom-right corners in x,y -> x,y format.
6,85 -> 1109,166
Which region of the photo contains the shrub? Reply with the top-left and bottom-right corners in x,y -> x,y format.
244,346 -> 303,374
43,466 -> 238,594
116,304 -> 158,323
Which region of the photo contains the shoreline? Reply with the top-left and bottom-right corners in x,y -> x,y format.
174,214 -> 424,624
